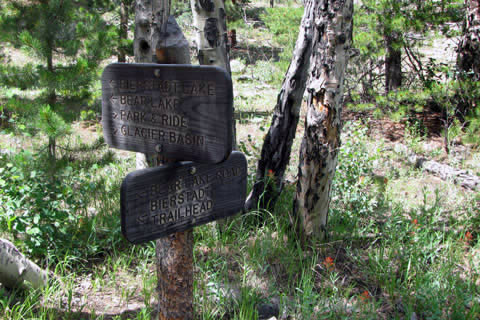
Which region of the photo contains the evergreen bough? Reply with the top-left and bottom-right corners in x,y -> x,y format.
0,0 -> 116,158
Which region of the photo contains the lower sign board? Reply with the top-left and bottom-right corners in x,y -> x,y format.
102,63 -> 233,164
121,151 -> 247,244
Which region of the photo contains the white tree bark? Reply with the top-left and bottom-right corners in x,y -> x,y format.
190,0 -> 236,150
0,239 -> 47,289
294,0 -> 353,241
190,0 -> 231,73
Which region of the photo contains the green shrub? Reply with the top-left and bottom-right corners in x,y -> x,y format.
79,109 -> 97,122
463,107 -> 480,146
0,150 -> 119,260
171,0 -> 191,16
0,98 -> 37,133
225,0 -> 250,22
375,89 -> 430,116
332,123 -> 378,218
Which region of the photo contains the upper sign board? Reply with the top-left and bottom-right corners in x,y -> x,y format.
121,151 -> 247,244
102,63 -> 233,164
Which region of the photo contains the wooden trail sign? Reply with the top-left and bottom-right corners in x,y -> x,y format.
121,151 -> 247,244
102,63 -> 233,164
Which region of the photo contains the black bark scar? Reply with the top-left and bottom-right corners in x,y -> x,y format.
199,0 -> 215,12
219,8 -> 227,30
204,18 -> 219,48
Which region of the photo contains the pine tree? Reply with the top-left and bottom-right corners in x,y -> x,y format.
118,0 -> 134,62
0,0 -> 115,158
91,0 -> 134,62
352,0 -> 463,96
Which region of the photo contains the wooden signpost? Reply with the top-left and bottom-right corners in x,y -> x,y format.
102,8 -> 242,319
121,151 -> 246,244
102,63 -> 233,164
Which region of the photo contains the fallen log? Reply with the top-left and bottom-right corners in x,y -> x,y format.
408,154 -> 480,190
0,239 -> 47,289
393,143 -> 480,191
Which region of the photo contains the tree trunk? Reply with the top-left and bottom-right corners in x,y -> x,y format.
293,0 -> 353,242
190,0 -> 236,148
0,239 -> 47,289
191,0 -> 230,73
245,0 -> 315,212
270,0 -> 274,8
48,136 -> 56,159
46,47 -> 56,108
457,0 -> 480,78
456,0 -> 480,118
134,1 -> 194,319
118,0 -> 129,63
385,33 -> 402,93
46,48 -> 57,160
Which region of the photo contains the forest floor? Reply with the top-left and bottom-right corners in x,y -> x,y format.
0,1 -> 479,319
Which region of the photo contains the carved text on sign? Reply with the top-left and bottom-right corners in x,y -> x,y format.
109,79 -> 216,96
102,63 -> 233,163
121,152 -> 247,244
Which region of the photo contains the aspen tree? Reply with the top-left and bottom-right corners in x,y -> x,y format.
190,0 -> 236,149
245,0 -> 315,212
294,0 -> 353,241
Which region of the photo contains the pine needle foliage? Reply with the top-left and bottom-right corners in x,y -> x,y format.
38,104 -> 70,140
0,0 -> 116,158
348,0 -> 464,100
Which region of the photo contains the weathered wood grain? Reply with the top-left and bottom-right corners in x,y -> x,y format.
294,0 -> 353,241
102,63 -> 233,164
0,239 -> 48,289
391,143 -> 480,191
121,151 -> 247,244
133,9 -> 194,319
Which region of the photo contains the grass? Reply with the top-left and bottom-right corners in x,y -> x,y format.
0,2 -> 479,319
0,113 -> 479,319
